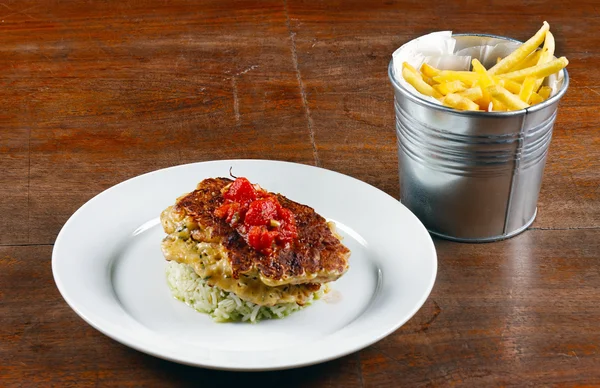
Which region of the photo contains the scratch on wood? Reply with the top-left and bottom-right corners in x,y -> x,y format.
0,4 -> 39,20
0,243 -> 54,247
283,0 -> 320,167
222,65 -> 258,81
234,65 -> 258,77
27,129 -> 31,244
528,226 -> 600,231
415,300 -> 441,333
41,55 -> 55,75
174,54 -> 185,70
232,77 -> 240,125
356,352 -> 365,388
377,347 -> 412,369
571,351 -> 580,361
586,86 -> 600,98
558,351 -> 580,361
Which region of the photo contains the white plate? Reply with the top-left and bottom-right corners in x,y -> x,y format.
52,159 -> 437,371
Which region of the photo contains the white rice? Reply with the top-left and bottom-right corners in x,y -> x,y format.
166,261 -> 325,323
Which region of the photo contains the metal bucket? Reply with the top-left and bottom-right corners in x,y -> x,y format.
388,34 -> 569,242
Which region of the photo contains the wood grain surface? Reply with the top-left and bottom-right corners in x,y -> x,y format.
0,0 -> 599,386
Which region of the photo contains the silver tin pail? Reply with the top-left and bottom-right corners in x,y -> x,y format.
388,34 -> 569,242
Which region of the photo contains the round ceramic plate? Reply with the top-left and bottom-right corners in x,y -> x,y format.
52,160 -> 437,371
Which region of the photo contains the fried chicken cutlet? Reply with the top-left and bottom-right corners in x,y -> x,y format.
160,177 -> 350,307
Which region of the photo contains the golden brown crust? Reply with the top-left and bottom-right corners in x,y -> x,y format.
172,177 -> 350,284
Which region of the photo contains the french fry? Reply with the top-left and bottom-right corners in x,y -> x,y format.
433,70 -> 480,85
422,76 -> 436,86
529,92 -> 544,105
402,62 -> 443,99
397,23 -> 566,112
434,80 -> 467,95
492,98 -> 508,112
488,85 -> 529,110
457,86 -> 483,101
509,50 -> 542,72
471,59 -> 494,105
538,86 -> 552,99
519,77 -> 537,103
538,31 -> 556,65
488,21 -> 550,76
458,84 -> 487,110
497,57 -> 568,82
471,59 -> 491,81
532,31 -> 556,91
420,63 -> 441,78
442,93 -> 480,111
474,98 -> 492,111
497,78 -> 523,94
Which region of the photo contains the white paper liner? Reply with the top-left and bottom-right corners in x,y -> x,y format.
391,31 -> 565,108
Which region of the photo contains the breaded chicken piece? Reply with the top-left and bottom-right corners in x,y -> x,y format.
160,177 -> 350,306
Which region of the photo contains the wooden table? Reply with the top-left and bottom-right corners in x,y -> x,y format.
1,1 -> 599,386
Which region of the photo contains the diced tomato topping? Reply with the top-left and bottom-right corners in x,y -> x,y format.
245,197 -> 280,226
224,177 -> 256,203
214,177 -> 298,255
278,207 -> 295,224
247,225 -> 277,254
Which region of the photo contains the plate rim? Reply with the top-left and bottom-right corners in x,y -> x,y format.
52,159 -> 438,371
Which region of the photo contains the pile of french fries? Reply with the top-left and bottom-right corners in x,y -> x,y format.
401,22 -> 568,112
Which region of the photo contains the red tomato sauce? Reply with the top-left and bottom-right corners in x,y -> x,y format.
214,177 -> 298,255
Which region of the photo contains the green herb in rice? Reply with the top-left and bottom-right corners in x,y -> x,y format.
166,261 -> 326,323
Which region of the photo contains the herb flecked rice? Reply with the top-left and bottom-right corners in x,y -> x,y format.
166,261 -> 326,323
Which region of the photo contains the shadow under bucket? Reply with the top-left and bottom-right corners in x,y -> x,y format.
388,34 -> 569,242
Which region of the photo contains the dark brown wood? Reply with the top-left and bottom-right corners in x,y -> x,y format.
362,230 -> 600,386
1,0 -> 599,386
